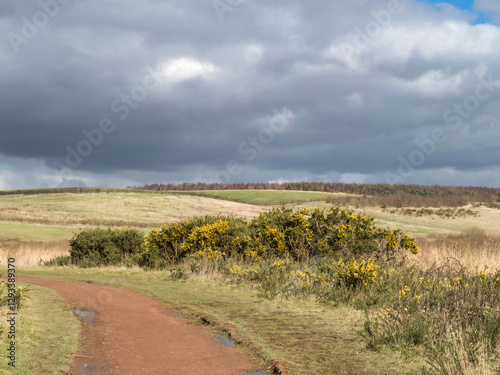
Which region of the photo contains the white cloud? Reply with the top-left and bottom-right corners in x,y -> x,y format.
159,57 -> 218,84
326,20 -> 500,73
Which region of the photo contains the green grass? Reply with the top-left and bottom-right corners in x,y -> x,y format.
18,267 -> 424,375
0,282 -> 80,374
0,223 -> 76,241
181,190 -> 341,205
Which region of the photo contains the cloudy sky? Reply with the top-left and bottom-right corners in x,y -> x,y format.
1,0 -> 500,189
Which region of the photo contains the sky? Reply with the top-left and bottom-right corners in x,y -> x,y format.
1,0 -> 500,190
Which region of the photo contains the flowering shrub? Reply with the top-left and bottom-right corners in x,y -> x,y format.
140,216 -> 250,267
335,258 -> 379,287
183,220 -> 231,259
248,207 -> 314,260
140,205 -> 418,267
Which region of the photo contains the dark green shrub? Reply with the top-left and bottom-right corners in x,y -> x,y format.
69,228 -> 143,267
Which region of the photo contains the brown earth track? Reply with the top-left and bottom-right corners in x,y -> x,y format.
17,276 -> 266,375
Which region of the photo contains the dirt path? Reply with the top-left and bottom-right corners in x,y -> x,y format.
17,276 -> 266,375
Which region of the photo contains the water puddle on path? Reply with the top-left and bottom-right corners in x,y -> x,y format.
80,363 -> 104,374
72,309 -> 100,323
214,334 -> 237,348
213,335 -> 270,375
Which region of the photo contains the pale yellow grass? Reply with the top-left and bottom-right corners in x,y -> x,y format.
0,193 -> 267,228
410,229 -> 500,272
292,202 -> 500,237
0,239 -> 69,267
435,328 -> 500,375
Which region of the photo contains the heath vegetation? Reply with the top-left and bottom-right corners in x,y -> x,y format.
3,186 -> 499,374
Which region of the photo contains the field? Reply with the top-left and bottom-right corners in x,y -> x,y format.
178,190 -> 349,205
1,187 -> 500,374
0,191 -> 266,228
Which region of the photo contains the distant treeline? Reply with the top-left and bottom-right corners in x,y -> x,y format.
131,182 -> 500,208
0,187 -> 112,196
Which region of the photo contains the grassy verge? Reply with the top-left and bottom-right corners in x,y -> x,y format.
0,282 -> 80,374
18,267 -> 424,375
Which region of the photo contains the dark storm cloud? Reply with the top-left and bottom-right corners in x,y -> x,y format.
1,0 -> 500,189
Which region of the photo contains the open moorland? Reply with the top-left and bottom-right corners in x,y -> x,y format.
1,186 -> 500,374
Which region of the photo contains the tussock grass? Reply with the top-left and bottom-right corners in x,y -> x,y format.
412,228 -> 500,272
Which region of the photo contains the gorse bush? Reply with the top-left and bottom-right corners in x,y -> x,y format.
140,216 -> 250,268
334,258 -> 379,287
69,227 -> 143,267
140,206 -> 418,267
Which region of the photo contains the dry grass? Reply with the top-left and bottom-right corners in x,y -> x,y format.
410,228 -> 500,272
0,239 -> 69,267
291,202 -> 500,237
427,328 -> 500,375
0,192 -> 267,228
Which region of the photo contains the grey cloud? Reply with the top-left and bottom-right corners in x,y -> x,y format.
1,0 -> 500,189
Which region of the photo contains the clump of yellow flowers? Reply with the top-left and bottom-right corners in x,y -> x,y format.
335,258 -> 379,287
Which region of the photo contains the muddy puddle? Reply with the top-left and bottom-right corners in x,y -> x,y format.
72,309 -> 99,323
214,334 -> 237,348
79,363 -> 104,374
214,336 -> 270,374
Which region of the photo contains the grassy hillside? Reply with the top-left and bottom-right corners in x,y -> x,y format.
0,190 -> 266,230
135,182 -> 500,208
1,187 -> 499,239
178,189 -> 344,205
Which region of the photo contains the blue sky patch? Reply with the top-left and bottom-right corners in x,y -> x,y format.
418,0 -> 495,24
